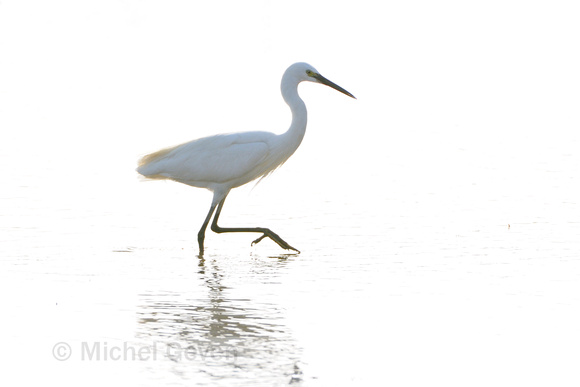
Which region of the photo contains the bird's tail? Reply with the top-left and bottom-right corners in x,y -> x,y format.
136,145 -> 177,180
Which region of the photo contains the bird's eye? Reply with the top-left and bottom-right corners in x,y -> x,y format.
306,70 -> 315,77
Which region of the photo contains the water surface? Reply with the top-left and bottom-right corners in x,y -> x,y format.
2,126 -> 580,386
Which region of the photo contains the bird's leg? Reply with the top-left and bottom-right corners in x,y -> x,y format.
197,201 -> 218,255
210,197 -> 300,253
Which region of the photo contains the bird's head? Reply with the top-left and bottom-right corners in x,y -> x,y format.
285,62 -> 356,99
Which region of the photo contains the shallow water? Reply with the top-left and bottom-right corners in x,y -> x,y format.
3,132 -> 580,387
2,1 -> 580,385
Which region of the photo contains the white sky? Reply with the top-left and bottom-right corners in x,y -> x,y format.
1,0 -> 579,199
2,4 -> 580,384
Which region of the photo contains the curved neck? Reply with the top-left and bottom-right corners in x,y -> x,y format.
281,78 -> 307,146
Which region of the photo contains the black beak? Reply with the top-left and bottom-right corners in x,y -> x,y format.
313,73 -> 356,99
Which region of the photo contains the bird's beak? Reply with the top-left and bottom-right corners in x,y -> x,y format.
314,73 -> 356,99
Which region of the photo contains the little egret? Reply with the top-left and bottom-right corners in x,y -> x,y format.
137,62 -> 355,254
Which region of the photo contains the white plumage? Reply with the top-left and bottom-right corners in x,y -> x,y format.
137,62 -> 355,255
139,131 -> 285,189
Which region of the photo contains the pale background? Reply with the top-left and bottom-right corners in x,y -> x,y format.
1,1 -> 579,386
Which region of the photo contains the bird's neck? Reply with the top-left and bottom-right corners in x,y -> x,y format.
281,80 -> 307,148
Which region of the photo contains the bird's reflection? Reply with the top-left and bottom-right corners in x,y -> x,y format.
136,254 -> 301,383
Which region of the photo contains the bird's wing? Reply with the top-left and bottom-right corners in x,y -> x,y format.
139,133 -> 273,185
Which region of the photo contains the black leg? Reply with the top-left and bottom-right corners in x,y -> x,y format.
198,201 -> 218,255
210,197 -> 300,253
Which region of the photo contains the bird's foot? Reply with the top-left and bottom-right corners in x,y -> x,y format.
251,233 -> 300,253
251,234 -> 269,246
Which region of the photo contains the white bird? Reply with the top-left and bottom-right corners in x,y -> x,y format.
137,62 -> 355,255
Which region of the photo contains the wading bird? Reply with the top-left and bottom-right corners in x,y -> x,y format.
137,62 -> 355,255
